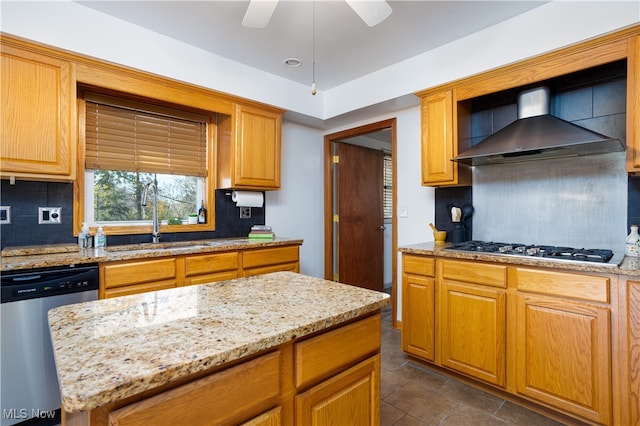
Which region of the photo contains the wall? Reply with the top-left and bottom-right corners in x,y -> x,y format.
266,122 -> 324,278
0,182 -> 264,249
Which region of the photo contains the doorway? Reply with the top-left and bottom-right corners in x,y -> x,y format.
324,118 -> 398,327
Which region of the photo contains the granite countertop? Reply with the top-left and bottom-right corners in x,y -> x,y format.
0,237 -> 303,272
399,241 -> 640,277
48,271 -> 390,413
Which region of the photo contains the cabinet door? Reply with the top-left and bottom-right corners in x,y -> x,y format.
421,90 -> 471,187
235,104 -> 281,188
627,35 -> 640,172
242,246 -> 299,277
1,44 -> 75,179
109,351 -> 281,426
101,258 -> 177,298
182,251 -> 239,285
515,293 -> 611,424
626,280 -> 640,425
440,281 -> 506,387
402,273 -> 435,361
295,355 -> 380,426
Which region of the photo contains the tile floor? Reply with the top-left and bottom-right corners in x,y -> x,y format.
379,305 -> 571,426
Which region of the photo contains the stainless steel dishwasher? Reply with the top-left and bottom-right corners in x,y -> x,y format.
1,263 -> 99,426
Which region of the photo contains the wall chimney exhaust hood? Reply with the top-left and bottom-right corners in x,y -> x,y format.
452,87 -> 625,166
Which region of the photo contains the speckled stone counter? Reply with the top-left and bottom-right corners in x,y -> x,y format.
399,241 -> 640,276
48,271 -> 390,413
0,237 -> 303,272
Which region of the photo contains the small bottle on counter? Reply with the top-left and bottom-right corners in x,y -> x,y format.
78,222 -> 90,249
625,224 -> 640,257
198,200 -> 207,224
95,226 -> 106,248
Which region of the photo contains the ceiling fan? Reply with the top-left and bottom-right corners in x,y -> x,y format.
242,0 -> 392,28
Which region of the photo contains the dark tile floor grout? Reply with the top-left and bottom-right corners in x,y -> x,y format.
379,304 -> 569,426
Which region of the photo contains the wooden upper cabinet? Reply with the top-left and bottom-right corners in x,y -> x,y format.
420,90 -> 470,187
218,103 -> 282,190
1,43 -> 76,180
627,34 -> 640,173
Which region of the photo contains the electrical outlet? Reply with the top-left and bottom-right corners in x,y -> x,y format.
38,207 -> 62,224
0,206 -> 11,224
240,207 -> 251,219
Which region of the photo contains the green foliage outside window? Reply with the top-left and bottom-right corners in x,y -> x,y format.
93,170 -> 198,223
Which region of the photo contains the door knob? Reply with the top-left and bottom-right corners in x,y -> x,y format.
379,225 -> 385,231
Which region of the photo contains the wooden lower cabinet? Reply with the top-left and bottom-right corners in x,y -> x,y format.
401,254 -> 436,361
620,279 -> 640,425
439,280 -> 506,387
109,351 -> 282,426
99,244 -> 300,298
295,355 -> 380,426
182,251 -> 239,285
438,259 -> 507,387
101,258 -> 177,299
242,245 -> 300,277
68,313 -> 381,426
401,253 -> 621,424
514,292 -> 611,424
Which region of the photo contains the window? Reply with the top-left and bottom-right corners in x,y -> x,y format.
383,151 -> 392,220
80,91 -> 212,231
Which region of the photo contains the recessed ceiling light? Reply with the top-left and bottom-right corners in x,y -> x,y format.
284,58 -> 302,67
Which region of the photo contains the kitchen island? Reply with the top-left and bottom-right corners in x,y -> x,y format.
49,271 -> 390,425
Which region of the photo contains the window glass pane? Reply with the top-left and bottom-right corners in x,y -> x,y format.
92,170 -> 199,224
383,152 -> 392,219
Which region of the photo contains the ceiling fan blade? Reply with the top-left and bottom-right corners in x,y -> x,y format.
345,0 -> 392,27
242,0 -> 279,28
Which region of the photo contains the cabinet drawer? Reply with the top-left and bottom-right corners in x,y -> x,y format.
403,254 -> 435,277
440,259 -> 507,288
515,268 -> 610,303
184,251 -> 238,276
295,314 -> 380,389
103,258 -> 177,288
109,350 -> 281,426
243,246 -> 299,268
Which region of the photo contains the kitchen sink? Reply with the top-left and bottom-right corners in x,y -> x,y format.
106,240 -> 230,252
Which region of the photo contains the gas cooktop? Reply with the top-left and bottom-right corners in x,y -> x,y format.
443,241 -> 623,267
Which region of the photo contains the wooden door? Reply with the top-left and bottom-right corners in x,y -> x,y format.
336,142 -> 384,291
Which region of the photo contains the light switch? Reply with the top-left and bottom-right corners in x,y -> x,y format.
399,205 -> 408,218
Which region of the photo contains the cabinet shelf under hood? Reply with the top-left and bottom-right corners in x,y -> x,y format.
452,87 -> 625,166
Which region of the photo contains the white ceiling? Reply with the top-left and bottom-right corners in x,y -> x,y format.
76,1 -> 547,91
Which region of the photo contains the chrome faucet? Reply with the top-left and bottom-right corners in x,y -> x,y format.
141,182 -> 161,243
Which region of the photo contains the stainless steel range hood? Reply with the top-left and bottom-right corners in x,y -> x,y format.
452,87 -> 625,166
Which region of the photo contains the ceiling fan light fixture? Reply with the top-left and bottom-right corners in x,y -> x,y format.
345,0 -> 392,27
242,0 -> 278,28
284,58 -> 302,67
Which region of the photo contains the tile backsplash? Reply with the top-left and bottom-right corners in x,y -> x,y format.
0,182 -> 263,249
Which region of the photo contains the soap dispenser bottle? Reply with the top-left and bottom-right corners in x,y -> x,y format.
95,226 -> 106,248
625,225 -> 640,257
78,222 -> 90,249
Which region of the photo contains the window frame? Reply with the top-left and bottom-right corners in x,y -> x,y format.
74,88 -> 217,237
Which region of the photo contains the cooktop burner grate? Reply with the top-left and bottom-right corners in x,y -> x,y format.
446,241 -> 614,263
